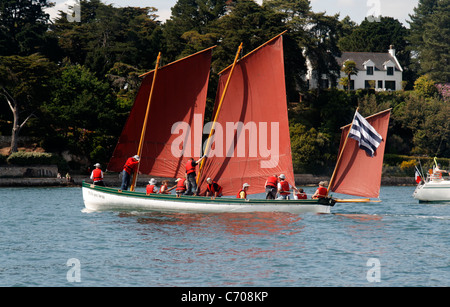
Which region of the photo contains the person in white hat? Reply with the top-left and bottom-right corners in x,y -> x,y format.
237,183 -> 250,199
277,173 -> 299,200
121,155 -> 140,190
90,163 -> 104,186
146,178 -> 158,195
205,177 -> 223,199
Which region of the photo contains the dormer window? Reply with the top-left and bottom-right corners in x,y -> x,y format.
363,59 -> 375,76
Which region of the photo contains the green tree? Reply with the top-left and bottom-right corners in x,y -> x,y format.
407,0 -> 439,71
419,0 -> 450,82
341,60 -> 358,92
414,74 -> 438,97
290,123 -> 332,174
52,0 -> 163,75
0,54 -> 57,153
0,0 -> 54,56
41,63 -> 123,164
162,0 -> 226,61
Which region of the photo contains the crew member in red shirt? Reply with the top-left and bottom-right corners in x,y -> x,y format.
184,155 -> 205,196
121,155 -> 140,190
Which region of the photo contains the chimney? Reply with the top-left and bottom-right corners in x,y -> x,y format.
388,45 -> 395,57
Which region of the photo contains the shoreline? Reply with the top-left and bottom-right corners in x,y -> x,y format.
0,173 -> 416,187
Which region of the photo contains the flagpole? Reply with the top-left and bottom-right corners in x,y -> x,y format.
130,52 -> 161,192
327,107 -> 359,196
196,42 -> 243,184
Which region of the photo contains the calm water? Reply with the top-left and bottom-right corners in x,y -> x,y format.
0,186 -> 448,287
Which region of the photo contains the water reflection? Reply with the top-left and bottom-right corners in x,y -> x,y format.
118,211 -> 304,236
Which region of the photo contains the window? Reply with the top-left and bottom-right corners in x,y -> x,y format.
385,81 -> 396,91
367,66 -> 374,75
387,67 -> 394,76
378,80 -> 383,89
365,80 -> 375,89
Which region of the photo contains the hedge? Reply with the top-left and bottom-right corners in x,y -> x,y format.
384,154 -> 450,168
5,152 -> 69,173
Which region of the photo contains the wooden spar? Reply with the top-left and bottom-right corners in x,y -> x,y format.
196,43 -> 243,184
326,108 -> 359,196
138,46 -> 216,78
130,52 -> 161,192
218,30 -> 287,75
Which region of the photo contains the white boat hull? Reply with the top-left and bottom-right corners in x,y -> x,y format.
413,179 -> 450,202
82,182 -> 335,214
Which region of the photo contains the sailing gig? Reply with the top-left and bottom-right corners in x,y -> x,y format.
82,32 -> 390,214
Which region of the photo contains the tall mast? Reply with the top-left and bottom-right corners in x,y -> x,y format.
196,43 -> 243,184
130,52 -> 161,191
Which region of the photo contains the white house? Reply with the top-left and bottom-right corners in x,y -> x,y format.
306,46 -> 403,91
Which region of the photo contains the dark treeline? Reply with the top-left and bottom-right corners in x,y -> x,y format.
0,0 -> 449,174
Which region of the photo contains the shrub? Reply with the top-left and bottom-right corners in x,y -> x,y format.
6,151 -> 69,173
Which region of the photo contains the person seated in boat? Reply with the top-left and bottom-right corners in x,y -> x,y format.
90,163 -> 105,186
294,188 -> 307,200
312,181 -> 328,199
264,174 -> 278,199
121,155 -> 140,190
158,180 -> 176,194
277,174 -> 299,200
432,164 -> 447,179
184,155 -> 206,196
146,178 -> 158,195
237,183 -> 250,200
205,177 -> 223,199
175,177 -> 187,197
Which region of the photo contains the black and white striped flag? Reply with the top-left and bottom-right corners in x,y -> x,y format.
348,111 -> 383,157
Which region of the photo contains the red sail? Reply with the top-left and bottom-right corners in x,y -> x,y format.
107,48 -> 213,177
330,109 -> 391,198
198,35 -> 294,196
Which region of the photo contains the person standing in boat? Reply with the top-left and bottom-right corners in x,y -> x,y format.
277,174 -> 299,200
237,183 -> 250,199
121,155 -> 140,190
90,163 -> 105,186
184,155 -> 205,196
205,177 -> 223,199
312,181 -> 328,199
264,174 -> 278,199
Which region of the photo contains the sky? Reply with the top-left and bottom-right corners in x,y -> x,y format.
46,0 -> 419,27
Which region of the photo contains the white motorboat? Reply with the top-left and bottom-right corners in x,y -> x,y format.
413,174 -> 450,202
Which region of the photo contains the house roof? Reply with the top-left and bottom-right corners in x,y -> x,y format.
337,51 -> 403,72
